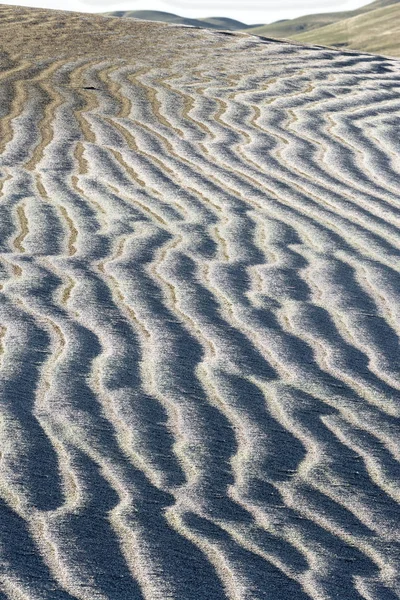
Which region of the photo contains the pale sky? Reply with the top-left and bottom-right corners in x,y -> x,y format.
0,0 -> 371,25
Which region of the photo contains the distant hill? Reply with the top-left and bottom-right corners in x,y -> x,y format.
104,2 -> 400,57
293,3 -> 400,56
243,0 -> 399,38
103,10 -> 261,30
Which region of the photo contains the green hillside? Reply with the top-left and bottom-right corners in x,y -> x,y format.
103,2 -> 400,57
103,10 -> 260,30
244,0 -> 398,38
197,17 -> 259,30
293,3 -> 400,56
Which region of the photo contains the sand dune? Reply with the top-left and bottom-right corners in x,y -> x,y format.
0,4 -> 400,599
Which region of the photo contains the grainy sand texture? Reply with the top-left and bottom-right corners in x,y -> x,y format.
0,5 -> 400,599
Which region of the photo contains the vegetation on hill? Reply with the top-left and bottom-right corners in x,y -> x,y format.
243,0 -> 398,37
293,3 -> 400,56
104,1 -> 400,57
103,10 -> 260,30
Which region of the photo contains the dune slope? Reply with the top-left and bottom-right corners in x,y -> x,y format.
0,5 -> 400,600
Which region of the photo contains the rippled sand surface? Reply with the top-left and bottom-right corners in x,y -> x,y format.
0,5 -> 400,599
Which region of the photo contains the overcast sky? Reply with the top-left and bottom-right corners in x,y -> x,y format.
1,0 -> 371,25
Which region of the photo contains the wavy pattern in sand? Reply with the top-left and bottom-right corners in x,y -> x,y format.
0,6 -> 400,599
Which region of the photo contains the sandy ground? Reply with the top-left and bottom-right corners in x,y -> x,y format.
0,5 -> 400,599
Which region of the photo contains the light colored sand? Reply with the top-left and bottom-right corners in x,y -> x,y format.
0,5 -> 400,600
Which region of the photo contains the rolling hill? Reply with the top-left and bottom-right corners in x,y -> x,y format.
244,0 -> 399,38
293,2 -> 400,56
103,10 -> 260,30
104,2 -> 400,57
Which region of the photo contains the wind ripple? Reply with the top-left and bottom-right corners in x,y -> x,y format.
0,6 -> 399,599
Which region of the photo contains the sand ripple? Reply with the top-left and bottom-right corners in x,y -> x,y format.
0,5 -> 399,599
